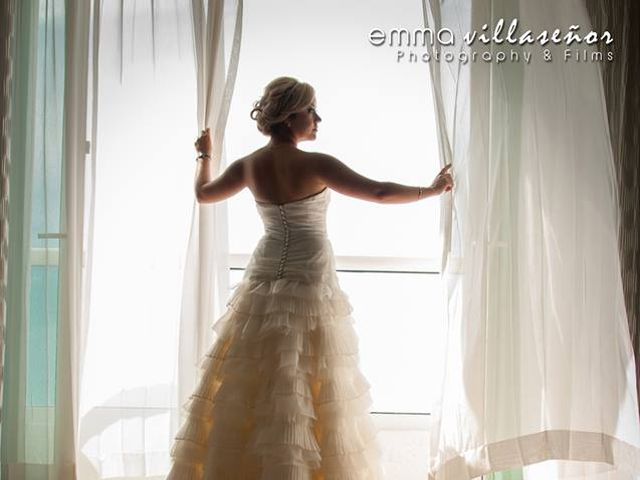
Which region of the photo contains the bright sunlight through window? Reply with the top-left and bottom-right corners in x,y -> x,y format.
225,0 -> 445,414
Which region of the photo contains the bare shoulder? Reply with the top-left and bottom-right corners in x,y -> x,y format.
304,151 -> 342,174
228,147 -> 266,171
235,147 -> 265,164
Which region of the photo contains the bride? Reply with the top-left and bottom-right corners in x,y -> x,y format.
168,76 -> 453,480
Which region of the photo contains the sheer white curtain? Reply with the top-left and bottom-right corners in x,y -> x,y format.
76,1 -> 241,478
423,0 -> 640,478
175,0 -> 242,436
60,0 -> 94,476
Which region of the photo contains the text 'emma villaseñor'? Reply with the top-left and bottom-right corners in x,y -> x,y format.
368,18 -> 613,48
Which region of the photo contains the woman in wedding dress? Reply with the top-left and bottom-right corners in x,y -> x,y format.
167,76 -> 453,480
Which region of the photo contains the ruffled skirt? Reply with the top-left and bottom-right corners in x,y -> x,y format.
167,276 -> 384,480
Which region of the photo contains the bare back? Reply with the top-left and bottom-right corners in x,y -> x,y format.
243,146 -> 326,205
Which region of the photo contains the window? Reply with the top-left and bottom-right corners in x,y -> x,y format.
27,0 -> 66,410
15,2 -> 67,462
225,0 -> 446,417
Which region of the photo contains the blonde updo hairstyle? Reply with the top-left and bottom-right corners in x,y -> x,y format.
250,77 -> 315,138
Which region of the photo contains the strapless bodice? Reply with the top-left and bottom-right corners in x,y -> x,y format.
243,188 -> 336,283
256,187 -> 329,237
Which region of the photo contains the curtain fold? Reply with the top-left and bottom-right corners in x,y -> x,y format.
584,0 -> 640,418
1,0 -> 37,475
1,0 -> 93,477
72,1 -> 242,477
424,0 -> 640,478
59,0 -> 94,477
0,0 -> 17,444
175,0 -> 242,432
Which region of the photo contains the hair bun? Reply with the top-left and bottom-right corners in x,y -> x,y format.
249,105 -> 262,121
250,77 -> 315,136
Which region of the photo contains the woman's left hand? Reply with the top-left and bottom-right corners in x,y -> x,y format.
430,163 -> 454,194
194,127 -> 213,156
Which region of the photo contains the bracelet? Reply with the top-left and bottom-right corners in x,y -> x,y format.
418,186 -> 424,199
196,152 -> 211,160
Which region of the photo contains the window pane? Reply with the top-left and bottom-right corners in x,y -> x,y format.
31,0 -> 65,250
25,2 -> 66,410
338,271 -> 446,413
28,265 -> 59,407
224,0 -> 446,418
226,0 -> 441,259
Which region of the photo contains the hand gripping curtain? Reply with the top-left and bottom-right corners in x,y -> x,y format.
175,0 -> 243,435
422,0 -> 640,478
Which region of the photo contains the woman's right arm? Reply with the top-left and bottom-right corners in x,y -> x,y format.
311,152 -> 452,204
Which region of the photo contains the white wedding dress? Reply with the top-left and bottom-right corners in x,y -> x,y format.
167,187 -> 384,480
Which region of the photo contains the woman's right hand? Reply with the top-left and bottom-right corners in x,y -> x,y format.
430,163 -> 454,194
194,127 -> 213,156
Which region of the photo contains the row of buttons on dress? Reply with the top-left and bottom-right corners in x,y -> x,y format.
276,205 -> 290,279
